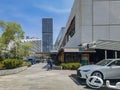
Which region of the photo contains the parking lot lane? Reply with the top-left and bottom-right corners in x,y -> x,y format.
0,63 -> 83,90
0,63 -> 118,90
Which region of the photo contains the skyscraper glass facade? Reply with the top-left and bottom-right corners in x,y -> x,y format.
42,18 -> 53,52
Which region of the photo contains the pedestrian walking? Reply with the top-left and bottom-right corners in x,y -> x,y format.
47,59 -> 50,71
49,58 -> 53,70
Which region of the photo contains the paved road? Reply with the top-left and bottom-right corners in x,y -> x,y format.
0,63 -> 117,90
0,63 -> 84,90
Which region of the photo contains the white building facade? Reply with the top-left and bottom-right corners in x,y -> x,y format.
61,0 -> 120,48
22,38 -> 42,53
57,0 -> 120,63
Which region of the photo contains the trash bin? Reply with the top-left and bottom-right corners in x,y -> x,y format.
81,57 -> 88,65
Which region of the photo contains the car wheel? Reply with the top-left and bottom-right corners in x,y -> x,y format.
91,71 -> 103,79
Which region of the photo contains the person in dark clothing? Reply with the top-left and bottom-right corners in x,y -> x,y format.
47,59 -> 50,71
49,58 -> 53,70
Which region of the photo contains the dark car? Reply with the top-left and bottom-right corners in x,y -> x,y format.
26,59 -> 36,64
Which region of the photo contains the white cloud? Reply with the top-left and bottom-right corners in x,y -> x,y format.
35,5 -> 71,14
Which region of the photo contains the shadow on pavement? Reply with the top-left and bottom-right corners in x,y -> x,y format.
42,64 -> 48,69
69,74 -> 119,90
42,64 -> 51,71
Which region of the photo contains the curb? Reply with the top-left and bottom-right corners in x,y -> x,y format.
53,65 -> 62,70
0,66 -> 28,76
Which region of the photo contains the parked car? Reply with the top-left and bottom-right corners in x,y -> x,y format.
35,59 -> 40,63
77,59 -> 120,80
26,59 -> 36,65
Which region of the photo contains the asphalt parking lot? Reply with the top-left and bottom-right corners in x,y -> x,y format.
0,63 -> 118,90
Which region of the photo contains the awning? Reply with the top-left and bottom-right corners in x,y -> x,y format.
90,40 -> 120,51
63,47 -> 79,52
50,50 -> 58,54
59,47 -> 96,53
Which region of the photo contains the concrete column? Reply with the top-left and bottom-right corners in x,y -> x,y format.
105,50 -> 107,59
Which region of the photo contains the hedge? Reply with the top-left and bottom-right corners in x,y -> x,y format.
60,63 -> 81,70
0,59 -> 31,69
0,63 -> 4,69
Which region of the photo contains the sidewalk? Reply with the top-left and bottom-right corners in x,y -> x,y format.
0,63 -> 85,90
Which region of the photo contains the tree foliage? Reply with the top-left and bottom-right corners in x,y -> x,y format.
22,43 -> 35,57
0,20 -> 36,60
0,20 -> 6,31
1,22 -> 24,45
0,20 -> 25,60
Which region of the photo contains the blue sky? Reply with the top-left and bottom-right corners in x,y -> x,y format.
0,0 -> 74,44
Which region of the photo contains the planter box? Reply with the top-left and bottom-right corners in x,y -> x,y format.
53,65 -> 62,70
0,66 -> 27,76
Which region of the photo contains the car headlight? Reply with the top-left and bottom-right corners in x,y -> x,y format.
82,70 -> 90,72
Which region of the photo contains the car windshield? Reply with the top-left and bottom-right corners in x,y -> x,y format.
96,59 -> 112,66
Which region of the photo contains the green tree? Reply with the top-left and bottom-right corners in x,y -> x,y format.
0,20 -> 24,59
2,22 -> 24,45
0,20 -> 7,60
0,20 -> 6,48
21,43 -> 35,58
0,20 -> 6,31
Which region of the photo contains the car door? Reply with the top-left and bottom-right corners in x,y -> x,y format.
107,60 -> 120,79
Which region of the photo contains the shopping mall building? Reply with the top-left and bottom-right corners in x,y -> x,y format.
54,0 -> 120,64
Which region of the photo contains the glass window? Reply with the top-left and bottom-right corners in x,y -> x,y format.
109,60 -> 120,66
66,17 -> 75,42
96,59 -> 112,66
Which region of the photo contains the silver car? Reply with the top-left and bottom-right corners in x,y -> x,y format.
77,59 -> 120,80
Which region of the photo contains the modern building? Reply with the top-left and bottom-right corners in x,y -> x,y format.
42,18 -> 53,52
57,0 -> 120,64
22,38 -> 42,53
54,27 -> 65,50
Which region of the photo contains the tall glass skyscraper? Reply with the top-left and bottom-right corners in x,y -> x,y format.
42,18 -> 53,52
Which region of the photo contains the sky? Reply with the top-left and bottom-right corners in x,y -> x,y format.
0,0 -> 74,44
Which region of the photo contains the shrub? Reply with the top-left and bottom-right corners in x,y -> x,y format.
21,61 -> 31,67
2,59 -> 23,69
0,63 -> 4,69
1,59 -> 31,69
60,63 -> 81,70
